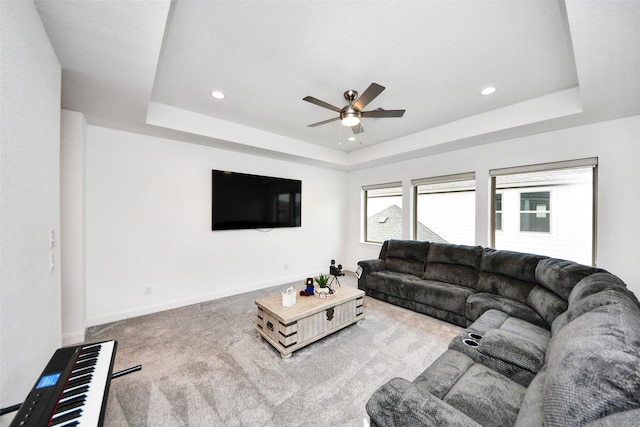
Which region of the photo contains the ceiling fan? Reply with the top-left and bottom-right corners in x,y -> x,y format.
303,83 -> 405,134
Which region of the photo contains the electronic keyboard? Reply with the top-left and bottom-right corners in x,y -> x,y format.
10,340 -> 117,427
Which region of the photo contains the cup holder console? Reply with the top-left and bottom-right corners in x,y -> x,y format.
462,338 -> 479,347
468,332 -> 483,340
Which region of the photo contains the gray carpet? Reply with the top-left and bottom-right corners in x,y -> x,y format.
86,273 -> 461,426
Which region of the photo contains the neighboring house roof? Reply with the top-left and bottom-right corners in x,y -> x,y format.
367,205 -> 447,244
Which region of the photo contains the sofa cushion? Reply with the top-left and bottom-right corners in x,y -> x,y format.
466,293 -> 548,329
442,362 -> 527,426
552,273 -> 640,334
535,257 -> 601,300
422,242 -> 483,289
367,270 -> 423,299
414,350 -> 526,427
384,240 -> 429,276
407,280 -> 475,315
543,295 -> 640,426
414,349 -> 475,398
568,272 -> 638,307
477,329 -> 547,373
514,367 -> 546,427
367,377 -> 482,427
480,248 -> 546,283
450,313 -> 550,387
526,285 -> 568,327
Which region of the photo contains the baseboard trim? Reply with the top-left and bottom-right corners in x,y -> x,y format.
62,330 -> 85,346
86,273 -> 325,327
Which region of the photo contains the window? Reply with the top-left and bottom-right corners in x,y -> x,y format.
490,158 -> 597,265
363,182 -> 403,243
412,173 -> 475,245
520,191 -> 550,232
495,193 -> 503,231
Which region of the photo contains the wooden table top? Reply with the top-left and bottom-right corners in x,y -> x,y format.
255,285 -> 364,323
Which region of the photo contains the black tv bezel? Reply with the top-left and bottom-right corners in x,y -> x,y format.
211,170 -> 301,231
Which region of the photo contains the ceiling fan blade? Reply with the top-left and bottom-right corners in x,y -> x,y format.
303,96 -> 342,113
351,122 -> 364,134
353,83 -> 385,111
307,116 -> 340,127
361,109 -> 405,118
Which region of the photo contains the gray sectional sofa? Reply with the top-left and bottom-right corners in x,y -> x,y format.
358,240 -> 640,426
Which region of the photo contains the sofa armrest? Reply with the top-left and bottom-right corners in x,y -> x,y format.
478,328 -> 547,373
359,258 -> 386,274
357,259 -> 386,292
366,378 -> 482,427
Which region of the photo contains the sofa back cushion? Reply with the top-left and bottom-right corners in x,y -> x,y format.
423,242 -> 483,289
526,286 -> 568,328
535,258 -> 602,300
552,272 -> 639,334
383,240 -> 429,276
543,288 -> 640,426
477,248 -> 546,304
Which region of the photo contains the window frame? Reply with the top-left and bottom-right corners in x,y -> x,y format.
411,172 -> 476,244
362,181 -> 403,244
495,192 -> 503,232
489,158 -> 598,266
519,190 -> 551,233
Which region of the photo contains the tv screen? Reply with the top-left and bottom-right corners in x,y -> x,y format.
212,170 -> 301,230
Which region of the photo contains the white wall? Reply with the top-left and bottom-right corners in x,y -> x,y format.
60,110 -> 87,345
85,126 -> 347,326
345,115 -> 640,298
0,1 -> 61,423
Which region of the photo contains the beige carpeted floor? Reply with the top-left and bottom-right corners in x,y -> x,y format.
86,272 -> 461,426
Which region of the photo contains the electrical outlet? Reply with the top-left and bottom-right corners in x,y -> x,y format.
284,264 -> 289,270
144,286 -> 152,295
49,229 -> 55,248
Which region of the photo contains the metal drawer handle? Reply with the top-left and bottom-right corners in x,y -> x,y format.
326,307 -> 335,321
267,321 -> 274,331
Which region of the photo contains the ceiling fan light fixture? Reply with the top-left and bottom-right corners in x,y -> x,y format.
340,107 -> 360,127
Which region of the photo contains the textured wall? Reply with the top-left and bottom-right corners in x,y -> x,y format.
0,0 -> 62,422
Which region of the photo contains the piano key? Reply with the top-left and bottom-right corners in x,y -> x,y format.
68,340 -> 116,426
73,359 -> 97,371
60,385 -> 89,400
54,395 -> 86,413
65,373 -> 93,390
70,366 -> 95,377
50,408 -> 83,425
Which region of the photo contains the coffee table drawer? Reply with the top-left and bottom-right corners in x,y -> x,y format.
297,299 -> 356,342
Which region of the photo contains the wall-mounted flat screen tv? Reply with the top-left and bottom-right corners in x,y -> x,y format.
212,170 -> 301,230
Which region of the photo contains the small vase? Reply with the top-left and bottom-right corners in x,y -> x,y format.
316,287 -> 330,297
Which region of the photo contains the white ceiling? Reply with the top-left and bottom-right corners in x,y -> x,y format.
34,0 -> 640,170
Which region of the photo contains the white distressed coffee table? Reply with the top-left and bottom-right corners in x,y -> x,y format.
255,286 -> 364,358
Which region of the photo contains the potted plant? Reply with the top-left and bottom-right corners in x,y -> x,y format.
315,274 -> 330,296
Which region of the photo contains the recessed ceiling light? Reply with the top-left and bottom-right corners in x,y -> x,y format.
480,86 -> 496,96
348,136 -> 356,142
210,90 -> 225,99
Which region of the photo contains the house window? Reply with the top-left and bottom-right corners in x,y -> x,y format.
412,172 -> 475,245
520,191 -> 550,232
490,158 -> 597,265
495,193 -> 503,231
363,182 -> 403,243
